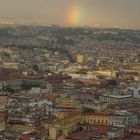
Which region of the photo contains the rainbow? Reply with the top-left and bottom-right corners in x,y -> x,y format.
66,2 -> 81,26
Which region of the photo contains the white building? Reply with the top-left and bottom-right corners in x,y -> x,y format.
99,94 -> 132,103
109,110 -> 137,128
129,87 -> 140,98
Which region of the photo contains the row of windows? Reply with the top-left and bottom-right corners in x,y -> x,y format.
7,125 -> 35,131
84,119 -> 108,125
84,116 -> 108,119
58,117 -> 81,126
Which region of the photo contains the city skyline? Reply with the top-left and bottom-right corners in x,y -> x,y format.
0,1 -> 140,139
0,0 -> 140,29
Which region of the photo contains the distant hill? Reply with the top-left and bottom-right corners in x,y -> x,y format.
0,25 -> 140,47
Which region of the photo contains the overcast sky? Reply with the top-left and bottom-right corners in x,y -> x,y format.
0,0 -> 140,29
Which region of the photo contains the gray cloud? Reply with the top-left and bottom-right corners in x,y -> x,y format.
0,0 -> 139,29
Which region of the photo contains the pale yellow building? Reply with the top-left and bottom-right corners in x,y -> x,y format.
6,124 -> 36,132
2,62 -> 19,70
48,111 -> 110,140
76,54 -> 87,64
0,48 -> 13,54
49,111 -> 81,140
82,113 -> 109,126
10,53 -> 19,61
96,70 -> 117,78
56,99 -> 78,108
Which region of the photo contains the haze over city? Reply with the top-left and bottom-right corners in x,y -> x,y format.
0,0 -> 140,29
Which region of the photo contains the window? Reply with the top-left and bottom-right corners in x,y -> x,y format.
102,120 -> 104,125
138,90 -> 140,95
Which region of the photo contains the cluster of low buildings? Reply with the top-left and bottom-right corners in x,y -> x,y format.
0,27 -> 140,140
0,65 -> 139,140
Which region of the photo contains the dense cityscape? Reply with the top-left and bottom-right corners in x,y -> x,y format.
0,25 -> 139,140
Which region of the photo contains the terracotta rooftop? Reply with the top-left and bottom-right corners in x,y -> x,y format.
68,125 -> 111,139
0,67 -> 25,81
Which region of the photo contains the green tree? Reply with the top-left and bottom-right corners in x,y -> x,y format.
32,64 -> 39,72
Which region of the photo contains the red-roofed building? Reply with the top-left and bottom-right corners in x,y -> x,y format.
18,134 -> 32,140
0,68 -> 25,90
0,111 -> 6,132
0,112 -> 6,121
47,94 -> 54,101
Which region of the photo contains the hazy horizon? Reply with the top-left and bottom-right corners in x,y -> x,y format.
0,0 -> 140,29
